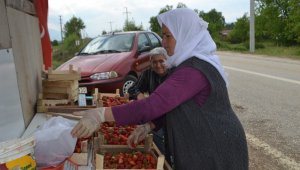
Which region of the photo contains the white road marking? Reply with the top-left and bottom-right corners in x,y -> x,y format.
246,133 -> 300,170
224,66 -> 300,85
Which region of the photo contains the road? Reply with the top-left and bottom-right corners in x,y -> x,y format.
217,51 -> 300,170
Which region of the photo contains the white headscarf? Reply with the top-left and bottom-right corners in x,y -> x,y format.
157,8 -> 228,86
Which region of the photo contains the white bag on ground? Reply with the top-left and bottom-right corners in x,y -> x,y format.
34,116 -> 77,167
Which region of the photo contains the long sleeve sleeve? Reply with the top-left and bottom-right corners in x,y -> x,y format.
112,66 -> 211,126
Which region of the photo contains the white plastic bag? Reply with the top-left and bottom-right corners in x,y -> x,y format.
34,116 -> 77,167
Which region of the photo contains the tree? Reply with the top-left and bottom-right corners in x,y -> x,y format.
255,0 -> 300,45
176,2 -> 187,8
64,16 -> 85,39
149,3 -> 187,36
123,19 -> 143,31
228,14 -> 249,43
51,40 -> 59,46
199,9 -> 225,39
102,30 -> 107,35
62,33 -> 81,53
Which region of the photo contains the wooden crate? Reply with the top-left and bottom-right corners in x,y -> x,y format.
42,88 -> 78,101
42,80 -> 79,88
95,133 -> 153,152
47,65 -> 81,81
95,143 -> 165,170
99,89 -> 120,98
70,139 -> 90,166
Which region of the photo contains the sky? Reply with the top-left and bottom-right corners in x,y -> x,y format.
48,0 -> 250,41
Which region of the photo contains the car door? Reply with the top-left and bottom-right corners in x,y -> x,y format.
133,32 -> 163,72
134,33 -> 152,72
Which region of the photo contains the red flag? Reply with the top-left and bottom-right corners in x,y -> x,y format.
34,0 -> 52,70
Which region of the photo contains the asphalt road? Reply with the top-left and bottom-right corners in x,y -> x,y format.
217,51 -> 300,170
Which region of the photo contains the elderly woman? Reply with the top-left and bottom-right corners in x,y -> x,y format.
72,8 -> 248,169
126,47 -> 169,155
127,47 -> 169,100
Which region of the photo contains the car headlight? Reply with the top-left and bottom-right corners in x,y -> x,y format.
90,71 -> 118,80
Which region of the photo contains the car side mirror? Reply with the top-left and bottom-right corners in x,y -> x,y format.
138,46 -> 151,54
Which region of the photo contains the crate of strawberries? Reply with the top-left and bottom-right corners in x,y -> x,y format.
95,146 -> 165,169
94,121 -> 153,150
100,96 -> 129,107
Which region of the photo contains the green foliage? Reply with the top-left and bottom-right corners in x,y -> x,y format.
228,14 -> 249,44
199,9 -> 225,39
123,19 -> 143,31
149,3 -> 186,36
51,40 -> 59,46
176,2 -> 187,8
62,33 -> 81,53
243,42 -> 265,49
225,23 -> 234,30
53,37 -> 91,69
64,16 -> 85,39
255,0 -> 300,45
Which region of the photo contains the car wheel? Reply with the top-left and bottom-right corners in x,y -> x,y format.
122,75 -> 137,95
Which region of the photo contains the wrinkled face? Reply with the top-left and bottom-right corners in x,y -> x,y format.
151,55 -> 167,76
162,24 -> 176,56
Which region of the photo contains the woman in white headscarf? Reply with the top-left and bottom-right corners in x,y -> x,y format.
71,8 -> 248,169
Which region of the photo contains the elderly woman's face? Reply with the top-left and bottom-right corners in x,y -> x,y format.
151,55 -> 167,76
162,24 -> 176,56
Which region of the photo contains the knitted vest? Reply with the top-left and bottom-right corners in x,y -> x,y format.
165,57 -> 248,170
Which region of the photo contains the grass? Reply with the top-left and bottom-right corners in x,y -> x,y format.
52,45 -> 76,69
217,40 -> 300,60
253,44 -> 300,60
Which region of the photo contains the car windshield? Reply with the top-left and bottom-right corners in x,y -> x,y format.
79,33 -> 135,55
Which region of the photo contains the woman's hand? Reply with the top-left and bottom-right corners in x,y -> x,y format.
136,93 -> 146,100
71,107 -> 105,138
127,123 -> 151,148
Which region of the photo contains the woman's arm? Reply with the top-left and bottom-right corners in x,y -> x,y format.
110,67 -> 210,126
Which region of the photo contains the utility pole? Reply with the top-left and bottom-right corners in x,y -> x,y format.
59,15 -> 64,43
124,7 -> 131,29
250,0 -> 255,52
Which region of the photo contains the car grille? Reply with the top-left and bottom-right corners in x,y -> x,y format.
79,76 -> 92,83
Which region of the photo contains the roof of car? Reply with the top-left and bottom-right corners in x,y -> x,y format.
108,31 -> 153,35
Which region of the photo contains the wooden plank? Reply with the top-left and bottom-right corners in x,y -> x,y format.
48,73 -> 81,81
48,65 -> 81,81
37,99 -> 70,106
99,91 -> 120,98
7,7 -> 43,127
47,106 -> 97,113
43,93 -> 68,100
96,134 -> 153,154
42,80 -> 78,88
46,112 -> 82,120
43,86 -> 77,94
43,88 -> 78,100
0,0 -> 11,49
5,0 -> 36,15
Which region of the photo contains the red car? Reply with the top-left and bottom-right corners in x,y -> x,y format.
56,31 -> 162,95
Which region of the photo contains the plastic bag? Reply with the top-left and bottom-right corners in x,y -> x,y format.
34,116 -> 77,167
